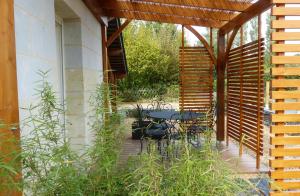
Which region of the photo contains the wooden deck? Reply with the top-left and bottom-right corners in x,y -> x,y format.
119,129 -> 269,174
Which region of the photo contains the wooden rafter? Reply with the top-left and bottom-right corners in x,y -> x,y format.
98,9 -> 224,28
83,0 -> 257,28
220,0 -> 272,34
107,19 -> 131,47
119,0 -> 252,12
184,25 -> 217,66
98,1 -> 238,21
224,27 -> 240,63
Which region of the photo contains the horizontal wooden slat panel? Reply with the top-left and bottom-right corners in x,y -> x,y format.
272,114 -> 300,122
270,160 -> 300,168
271,125 -> 300,134
272,91 -> 300,99
273,7 -> 300,16
270,148 -> 300,157
271,5 -> 300,194
270,171 -> 300,179
227,39 -> 264,156
272,56 -> 300,64
272,20 -> 300,29
272,102 -> 300,110
179,46 -> 213,113
271,181 -> 300,191
272,67 -> 300,75
272,32 -> 300,40
229,39 -> 263,53
272,44 -> 300,52
272,79 -> 300,87
271,137 -> 300,145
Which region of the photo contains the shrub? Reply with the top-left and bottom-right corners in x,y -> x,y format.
20,72 -> 124,195
2,71 -> 256,195
0,130 -> 21,193
124,141 -> 250,196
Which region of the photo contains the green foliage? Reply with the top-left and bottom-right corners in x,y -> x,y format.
2,72 -> 257,195
21,71 -> 88,195
20,71 -> 124,195
0,132 -> 20,192
264,11 -> 272,81
118,22 -> 181,101
125,143 -> 163,195
249,16 -> 258,42
125,141 -> 249,196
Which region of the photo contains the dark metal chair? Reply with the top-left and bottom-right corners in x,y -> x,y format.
146,99 -> 173,111
186,102 -> 217,147
140,121 -> 169,154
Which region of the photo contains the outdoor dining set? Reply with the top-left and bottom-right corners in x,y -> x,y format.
131,100 -> 216,157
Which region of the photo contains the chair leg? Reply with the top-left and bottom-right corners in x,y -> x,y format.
157,140 -> 161,155
140,138 -> 143,153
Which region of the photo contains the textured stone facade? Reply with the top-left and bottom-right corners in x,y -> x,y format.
14,0 -> 105,151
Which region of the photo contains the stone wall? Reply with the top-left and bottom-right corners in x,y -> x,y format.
14,0 -> 105,151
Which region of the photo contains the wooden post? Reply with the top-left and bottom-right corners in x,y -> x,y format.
256,15 -> 262,169
216,31 -> 226,141
273,2 -> 285,188
101,24 -> 110,122
101,24 -> 109,84
0,0 -> 21,195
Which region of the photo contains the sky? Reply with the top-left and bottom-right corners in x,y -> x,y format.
183,10 -> 269,46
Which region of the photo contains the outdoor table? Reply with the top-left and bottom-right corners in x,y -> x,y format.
147,110 -> 203,121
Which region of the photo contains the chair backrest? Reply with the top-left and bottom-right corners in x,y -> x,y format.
147,99 -> 173,111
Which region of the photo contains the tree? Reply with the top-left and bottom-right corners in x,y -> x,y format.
249,16 -> 258,42
119,21 -> 182,91
264,11 -> 272,80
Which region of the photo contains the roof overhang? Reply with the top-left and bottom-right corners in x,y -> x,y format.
83,0 -> 272,30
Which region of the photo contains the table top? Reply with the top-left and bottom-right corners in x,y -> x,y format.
147,110 -> 203,121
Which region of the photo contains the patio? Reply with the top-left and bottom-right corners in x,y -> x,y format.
119,102 -> 269,174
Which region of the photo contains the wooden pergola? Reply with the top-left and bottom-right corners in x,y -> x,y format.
83,0 -> 272,141
2,0 -> 300,195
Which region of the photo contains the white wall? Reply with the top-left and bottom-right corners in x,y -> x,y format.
14,0 -> 105,150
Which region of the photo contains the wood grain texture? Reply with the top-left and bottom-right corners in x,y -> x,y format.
226,37 -> 265,165
83,0 -> 264,28
184,25 -> 217,66
179,46 -> 213,113
270,4 -> 300,194
0,0 -> 21,195
216,32 -> 225,141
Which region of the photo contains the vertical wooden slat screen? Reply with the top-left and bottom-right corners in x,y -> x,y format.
179,47 -> 213,112
226,38 -> 265,167
270,1 -> 300,194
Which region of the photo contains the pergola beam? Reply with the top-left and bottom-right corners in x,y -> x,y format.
219,0 -> 272,35
184,25 -> 217,66
124,0 -> 252,12
98,9 -> 224,28
107,19 -> 131,47
98,1 -> 237,21
224,27 -> 240,63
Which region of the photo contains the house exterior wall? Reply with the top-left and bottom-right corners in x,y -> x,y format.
14,0 -> 105,150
